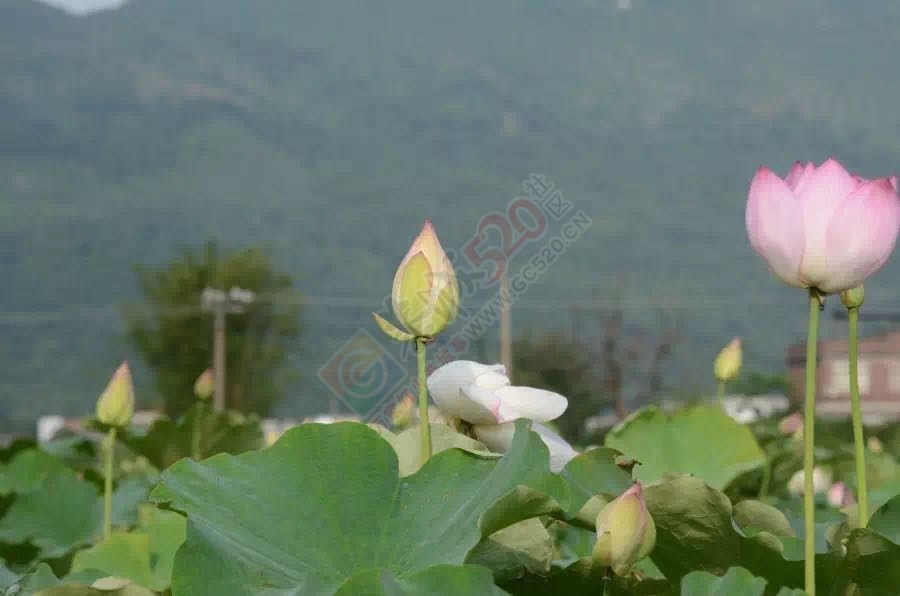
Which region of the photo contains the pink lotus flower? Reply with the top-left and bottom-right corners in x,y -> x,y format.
746,159 -> 900,293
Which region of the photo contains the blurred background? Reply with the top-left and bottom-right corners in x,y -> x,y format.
4,0 -> 900,438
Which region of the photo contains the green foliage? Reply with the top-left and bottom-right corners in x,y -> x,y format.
70,508 -> 185,592
149,421 -> 563,594
605,406 -> 766,490
124,240 -> 301,416
118,402 -> 264,471
731,372 -> 792,397
680,567 -> 806,596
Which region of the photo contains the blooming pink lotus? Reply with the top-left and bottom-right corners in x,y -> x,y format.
746,159 -> 900,293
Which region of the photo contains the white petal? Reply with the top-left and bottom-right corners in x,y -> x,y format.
473,370 -> 511,391
533,423 -> 580,472
473,422 -> 517,453
474,422 -> 579,472
426,361 -> 502,421
456,383 -> 505,424
492,386 -> 568,423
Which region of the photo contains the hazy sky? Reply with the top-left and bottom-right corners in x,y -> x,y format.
35,0 -> 129,16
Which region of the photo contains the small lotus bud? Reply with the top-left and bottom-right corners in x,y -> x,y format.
868,436 -> 883,454
713,338 -> 742,383
593,483 -> 656,575
390,393 -> 416,429
194,368 -> 214,400
96,362 -> 135,428
840,285 -> 865,309
778,412 -> 803,436
390,220 -> 459,337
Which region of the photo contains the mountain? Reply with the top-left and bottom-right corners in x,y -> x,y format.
3,0 -> 900,429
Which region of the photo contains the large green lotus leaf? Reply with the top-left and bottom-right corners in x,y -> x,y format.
867,491 -> 900,544
501,557 -> 674,596
28,571 -> 156,596
379,423 -> 499,477
0,449 -> 71,496
827,493 -> 900,595
151,420 -> 566,595
0,471 -> 102,558
109,476 -> 154,530
645,477 -> 838,594
681,567 -> 806,596
121,403 -> 264,470
70,508 -> 185,592
334,565 -> 509,595
466,518 -> 553,583
558,447 -> 633,513
36,585 -> 155,596
605,406 -> 766,489
481,446 -> 634,537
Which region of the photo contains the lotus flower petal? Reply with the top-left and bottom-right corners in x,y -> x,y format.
819,178 -> 900,293
795,159 -> 859,285
746,167 -> 806,287
474,422 -> 578,472
785,161 -> 815,194
428,361 -> 509,425
492,386 -> 568,423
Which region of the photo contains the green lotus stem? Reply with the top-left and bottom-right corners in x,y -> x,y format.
803,290 -> 821,595
759,460 -> 771,499
102,427 -> 117,540
847,306 -> 869,527
716,381 -> 726,401
416,337 -> 432,464
191,404 -> 202,460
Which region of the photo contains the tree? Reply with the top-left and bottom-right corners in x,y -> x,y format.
511,305 -> 680,445
512,331 -> 603,444
125,241 -> 301,416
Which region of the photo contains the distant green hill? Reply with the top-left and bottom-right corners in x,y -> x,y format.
3,0 -> 900,429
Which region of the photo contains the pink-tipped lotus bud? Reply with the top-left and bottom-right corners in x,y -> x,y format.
96,362 -> 135,428
840,285 -> 865,309
714,338 -> 742,383
779,412 -> 804,436
390,220 -> 459,337
593,483 -> 656,575
194,368 -> 214,400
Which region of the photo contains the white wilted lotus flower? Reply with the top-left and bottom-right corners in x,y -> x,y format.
426,360 -> 578,471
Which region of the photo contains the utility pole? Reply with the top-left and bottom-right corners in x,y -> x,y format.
201,287 -> 255,411
499,272 -> 513,379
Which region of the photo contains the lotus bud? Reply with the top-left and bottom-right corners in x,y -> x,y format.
96,362 -> 135,428
390,220 -> 459,337
193,368 -> 214,400
714,338 -> 742,383
778,412 -> 803,436
593,483 -> 656,575
391,393 -> 416,429
840,285 -> 865,309
868,436 -> 883,454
